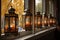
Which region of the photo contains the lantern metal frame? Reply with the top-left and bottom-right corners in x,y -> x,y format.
36,12 -> 42,28
44,14 -> 48,27
4,6 -> 18,35
22,10 -> 32,31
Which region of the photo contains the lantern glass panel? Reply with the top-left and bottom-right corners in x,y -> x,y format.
25,16 -> 31,26
37,16 -> 42,27
37,17 -> 41,26
53,19 -> 56,24
5,17 -> 9,31
52,18 -> 56,26
34,16 -> 37,27
44,17 -> 48,27
50,19 -> 53,24
49,18 -> 53,26
10,17 -> 15,31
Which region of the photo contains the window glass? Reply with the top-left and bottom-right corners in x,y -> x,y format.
35,0 -> 42,12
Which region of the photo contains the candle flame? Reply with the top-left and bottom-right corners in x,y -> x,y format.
26,22 -> 30,25
50,20 -> 53,23
38,22 -> 40,25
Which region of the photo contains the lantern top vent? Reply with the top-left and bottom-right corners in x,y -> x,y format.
37,12 -> 42,16
37,12 -> 40,15
8,6 -> 15,14
24,9 -> 32,16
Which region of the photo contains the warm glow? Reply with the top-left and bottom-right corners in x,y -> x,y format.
35,22 -> 37,25
5,25 -> 8,30
38,22 -> 40,25
10,24 -> 15,30
50,19 -> 53,23
53,20 -> 55,23
10,24 -> 15,28
5,24 -> 15,32
1,29 -> 4,34
26,22 -> 30,25
44,20 -> 47,24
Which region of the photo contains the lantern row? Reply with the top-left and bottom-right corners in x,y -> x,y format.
23,10 -> 56,31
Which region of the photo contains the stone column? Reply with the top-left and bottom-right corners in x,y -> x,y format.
28,0 -> 35,33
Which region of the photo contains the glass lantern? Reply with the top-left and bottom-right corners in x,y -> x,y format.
44,14 -> 48,27
49,14 -> 53,26
4,6 -> 18,35
36,12 -> 42,28
23,9 -> 32,31
52,17 -> 56,26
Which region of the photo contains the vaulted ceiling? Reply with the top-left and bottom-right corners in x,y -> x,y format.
1,0 -> 24,16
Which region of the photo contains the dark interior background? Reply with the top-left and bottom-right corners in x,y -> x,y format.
56,0 -> 60,25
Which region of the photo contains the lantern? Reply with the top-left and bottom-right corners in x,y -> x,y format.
44,14 -> 48,27
36,12 -> 42,28
23,9 -> 32,31
49,14 -> 53,26
52,17 -> 56,26
4,6 -> 18,35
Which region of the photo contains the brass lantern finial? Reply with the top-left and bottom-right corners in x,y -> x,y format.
8,6 -> 15,14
